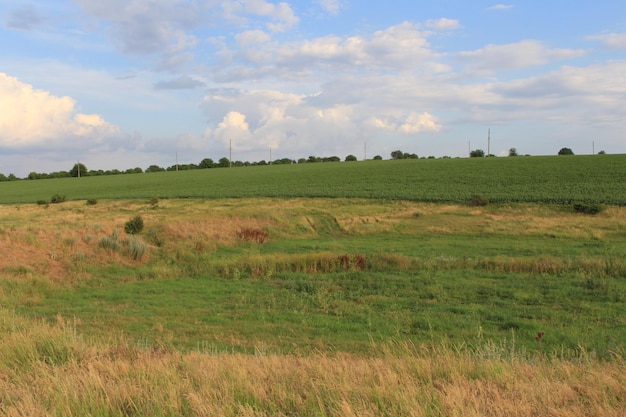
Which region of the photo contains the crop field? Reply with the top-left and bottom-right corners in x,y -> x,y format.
1,155 -> 625,415
1,154 -> 625,205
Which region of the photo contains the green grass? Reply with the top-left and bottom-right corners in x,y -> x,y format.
8,199 -> 625,358
1,154 -> 625,204
19,269 -> 625,356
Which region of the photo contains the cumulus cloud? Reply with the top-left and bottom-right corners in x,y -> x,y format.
213,21 -> 448,82
0,73 -> 119,148
458,40 -> 586,74
587,32 -> 626,50
201,82 -> 444,157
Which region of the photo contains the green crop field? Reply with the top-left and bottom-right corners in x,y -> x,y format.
1,154 -> 625,204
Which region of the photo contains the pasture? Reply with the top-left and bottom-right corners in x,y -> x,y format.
1,155 -> 625,415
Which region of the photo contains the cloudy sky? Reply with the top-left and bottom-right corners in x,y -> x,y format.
1,1 -> 625,176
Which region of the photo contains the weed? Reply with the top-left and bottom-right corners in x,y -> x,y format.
125,236 -> 147,260
99,231 -> 121,252
237,227 -> 268,243
573,202 -> 604,214
50,194 -> 66,204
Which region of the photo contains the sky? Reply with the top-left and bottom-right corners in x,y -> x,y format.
0,0 -> 625,177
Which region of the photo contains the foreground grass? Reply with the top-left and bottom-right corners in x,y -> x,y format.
2,309 -> 625,417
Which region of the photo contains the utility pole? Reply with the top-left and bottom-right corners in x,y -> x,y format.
364,141 -> 367,161
593,141 -> 595,155
77,160 -> 80,178
487,128 -> 491,157
176,152 -> 179,172
269,146 -> 272,164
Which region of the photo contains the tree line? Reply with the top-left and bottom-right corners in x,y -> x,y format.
0,147 -> 596,181
0,153 -> 380,181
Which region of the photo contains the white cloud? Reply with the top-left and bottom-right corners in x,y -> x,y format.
236,30 -> 272,46
212,21 -> 446,82
458,40 -> 586,74
486,4 -> 514,11
425,18 -> 460,30
317,0 -> 341,15
0,73 -> 119,148
221,0 -> 299,32
587,32 -> 626,50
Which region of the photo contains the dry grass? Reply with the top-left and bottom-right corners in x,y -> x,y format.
1,309 -> 624,416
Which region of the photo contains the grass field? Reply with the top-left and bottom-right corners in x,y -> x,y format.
1,156 -> 625,415
1,154 -> 625,204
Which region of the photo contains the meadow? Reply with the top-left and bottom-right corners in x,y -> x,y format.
1,155 -> 625,415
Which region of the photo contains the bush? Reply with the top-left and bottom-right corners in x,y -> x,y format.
50,194 -> 66,204
468,195 -> 489,207
36,199 -> 49,206
573,203 -> 604,215
86,199 -> 98,206
124,215 -> 144,235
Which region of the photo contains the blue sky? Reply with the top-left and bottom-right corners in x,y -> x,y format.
1,1 -> 625,176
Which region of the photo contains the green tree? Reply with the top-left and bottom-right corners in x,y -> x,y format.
345,154 -> 357,161
218,157 -> 231,168
391,150 -> 404,160
70,163 -> 88,177
558,147 -> 574,155
199,158 -> 215,169
470,149 -> 485,157
146,165 -> 165,172
508,148 -> 518,157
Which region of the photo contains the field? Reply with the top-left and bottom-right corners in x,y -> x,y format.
1,154 -> 625,204
1,156 -> 625,415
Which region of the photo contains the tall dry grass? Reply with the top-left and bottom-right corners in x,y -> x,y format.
1,309 -> 624,417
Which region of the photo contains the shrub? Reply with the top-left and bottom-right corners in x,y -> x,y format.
36,199 -> 49,206
86,199 -> 98,205
468,195 -> 489,207
573,203 -> 604,215
124,215 -> 144,235
50,194 -> 66,204
147,196 -> 159,209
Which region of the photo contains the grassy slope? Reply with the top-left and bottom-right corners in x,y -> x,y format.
2,199 -> 624,356
1,154 -> 625,204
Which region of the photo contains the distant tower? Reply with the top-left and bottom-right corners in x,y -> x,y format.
488,128 -> 491,157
